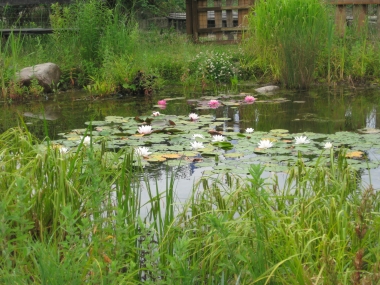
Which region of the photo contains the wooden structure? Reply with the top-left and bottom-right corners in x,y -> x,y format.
186,0 -> 380,42
186,0 -> 254,43
329,0 -> 380,35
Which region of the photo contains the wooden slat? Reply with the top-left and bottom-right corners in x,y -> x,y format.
237,0 -> 253,40
329,0 -> 380,4
197,6 -> 251,12
353,4 -> 368,30
198,27 -> 246,33
214,0 -> 222,40
335,5 -> 346,36
198,0 -> 208,41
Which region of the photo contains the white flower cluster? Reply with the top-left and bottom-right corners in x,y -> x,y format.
190,50 -> 236,83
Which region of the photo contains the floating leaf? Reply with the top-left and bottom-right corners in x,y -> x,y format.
345,151 -> 364,159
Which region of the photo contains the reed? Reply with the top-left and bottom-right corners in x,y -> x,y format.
246,0 -> 333,89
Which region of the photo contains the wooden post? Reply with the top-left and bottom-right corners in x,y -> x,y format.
214,0 -> 222,41
226,0 -> 234,40
335,5 -> 346,36
198,0 -> 208,41
377,4 -> 380,36
192,0 -> 199,42
353,4 -> 368,31
186,0 -> 193,37
237,0 -> 253,40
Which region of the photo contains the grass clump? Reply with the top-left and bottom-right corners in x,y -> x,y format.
246,0 -> 332,89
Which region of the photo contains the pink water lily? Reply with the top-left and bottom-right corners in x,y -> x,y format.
244,95 -> 256,103
189,113 -> 199,121
208,99 -> 220,109
158,99 -> 167,106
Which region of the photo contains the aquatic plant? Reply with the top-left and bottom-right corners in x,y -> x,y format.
192,134 -> 205,140
189,113 -> 199,121
208,99 -> 220,108
137,125 -> 153,134
294,135 -> 310,144
135,146 -> 152,156
244,95 -> 256,103
324,141 -> 333,149
246,128 -> 254,133
190,141 -> 204,150
152,111 -> 160,116
257,139 -> 273,149
211,135 -> 225,142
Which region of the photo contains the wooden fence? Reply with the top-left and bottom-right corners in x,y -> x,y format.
331,1 -> 380,35
186,0 -> 254,43
186,0 -> 380,43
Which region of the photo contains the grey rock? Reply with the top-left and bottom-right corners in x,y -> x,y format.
255,85 -> 280,94
16,62 -> 61,93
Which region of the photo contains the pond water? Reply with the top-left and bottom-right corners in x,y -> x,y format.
2,84 -> 380,201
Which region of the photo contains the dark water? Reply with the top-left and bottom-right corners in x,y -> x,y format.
1,84 -> 380,198
3,84 -> 379,139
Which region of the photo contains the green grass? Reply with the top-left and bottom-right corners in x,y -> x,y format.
1,126 -> 380,284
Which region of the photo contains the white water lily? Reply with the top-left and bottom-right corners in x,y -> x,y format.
245,128 -> 254,134
324,142 -> 333,149
189,113 -> 199,121
190,141 -> 205,150
257,139 -> 273,149
138,125 -> 153,134
212,135 -> 225,142
135,147 -> 152,157
152,111 -> 160,116
80,136 -> 91,145
294,136 -> 310,144
60,146 -> 69,154
192,134 -> 205,140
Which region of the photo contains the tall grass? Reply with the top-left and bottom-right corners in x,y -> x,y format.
1,126 -> 380,283
246,0 -> 333,89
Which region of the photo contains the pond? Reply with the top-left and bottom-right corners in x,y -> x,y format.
2,84 -> 380,201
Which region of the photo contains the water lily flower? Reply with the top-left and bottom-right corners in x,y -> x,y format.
192,134 -> 205,140
258,139 -> 273,149
152,111 -> 160,116
212,135 -> 225,142
137,125 -> 153,134
80,136 -> 91,145
60,146 -> 69,154
190,141 -> 205,150
189,113 -> 199,121
294,136 -> 310,144
208,99 -> 220,109
158,99 -> 166,106
244,95 -> 256,103
324,142 -> 333,149
135,147 -> 152,157
246,128 -> 254,134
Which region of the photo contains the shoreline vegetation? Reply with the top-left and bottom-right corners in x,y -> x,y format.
2,0 -> 380,284
2,125 -> 380,284
1,0 -> 380,100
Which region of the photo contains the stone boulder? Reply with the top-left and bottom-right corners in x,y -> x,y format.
16,63 -> 61,93
255,85 -> 280,94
